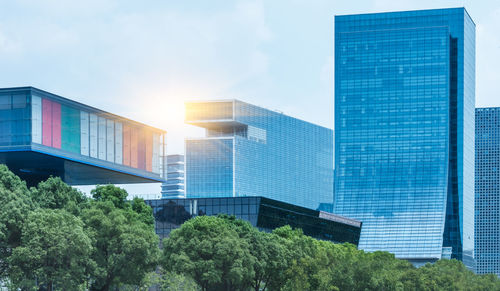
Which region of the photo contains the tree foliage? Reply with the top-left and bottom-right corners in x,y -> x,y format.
30,176 -> 88,215
0,164 -> 34,280
0,166 -> 160,291
8,209 -> 94,290
1,165 -> 500,290
82,185 -> 160,291
162,215 -> 500,291
162,215 -> 255,291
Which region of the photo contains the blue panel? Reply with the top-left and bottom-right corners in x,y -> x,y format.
334,8 -> 475,268
0,92 -> 30,147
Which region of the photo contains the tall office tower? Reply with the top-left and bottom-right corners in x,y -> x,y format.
161,154 -> 185,198
475,108 -> 500,276
185,100 -> 334,211
334,8 -> 475,268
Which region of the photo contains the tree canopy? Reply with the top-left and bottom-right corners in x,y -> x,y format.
1,165 -> 500,291
8,209 -> 94,290
163,215 -> 500,291
0,166 -> 159,291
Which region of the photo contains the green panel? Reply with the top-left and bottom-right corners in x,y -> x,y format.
61,105 -> 80,154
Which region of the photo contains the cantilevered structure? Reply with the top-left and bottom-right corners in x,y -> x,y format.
0,87 -> 166,186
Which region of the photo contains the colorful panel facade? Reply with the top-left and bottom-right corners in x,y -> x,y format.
0,87 -> 166,186
32,95 -> 164,176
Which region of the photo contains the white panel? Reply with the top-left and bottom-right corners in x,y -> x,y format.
114,122 -> 123,164
89,114 -> 98,158
31,95 -> 42,144
98,117 -> 106,160
80,111 -> 89,156
152,133 -> 159,173
106,119 -> 114,162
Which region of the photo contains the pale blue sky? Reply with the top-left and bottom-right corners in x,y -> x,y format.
1,0 -> 498,194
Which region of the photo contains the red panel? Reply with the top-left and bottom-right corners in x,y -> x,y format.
130,127 -> 138,168
42,99 -> 52,146
145,132 -> 152,172
122,125 -> 131,166
51,102 -> 61,149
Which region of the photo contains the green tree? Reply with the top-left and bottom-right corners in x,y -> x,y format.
30,176 -> 88,215
131,197 -> 155,227
0,165 -> 34,280
160,271 -> 201,291
82,201 -> 160,291
218,215 -> 287,291
401,259 -> 500,291
91,184 -> 129,209
162,216 -> 255,291
8,209 -> 94,290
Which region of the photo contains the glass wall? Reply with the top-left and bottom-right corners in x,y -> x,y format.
186,138 -> 233,198
334,8 -> 475,267
0,92 -> 30,147
185,100 -> 334,211
475,108 -> 500,276
147,197 -> 361,245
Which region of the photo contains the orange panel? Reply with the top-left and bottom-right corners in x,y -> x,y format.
146,132 -> 153,172
130,127 -> 138,168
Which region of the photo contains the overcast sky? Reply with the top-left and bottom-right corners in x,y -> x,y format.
1,0 -> 498,194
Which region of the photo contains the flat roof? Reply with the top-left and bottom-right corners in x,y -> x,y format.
0,86 -> 166,133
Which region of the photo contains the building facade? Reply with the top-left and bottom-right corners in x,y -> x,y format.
0,87 -> 166,186
146,196 -> 361,245
334,8 -> 475,268
475,107 -> 500,276
185,100 -> 334,211
161,154 -> 185,198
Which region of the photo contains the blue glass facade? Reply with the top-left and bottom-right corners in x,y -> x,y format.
185,100 -> 334,210
475,108 -> 500,276
334,8 -> 475,267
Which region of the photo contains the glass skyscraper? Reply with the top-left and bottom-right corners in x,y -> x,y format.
334,8 -> 475,268
475,107 -> 500,276
185,100 -> 334,211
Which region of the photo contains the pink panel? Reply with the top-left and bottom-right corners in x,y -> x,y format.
42,99 -> 52,146
51,102 -> 61,149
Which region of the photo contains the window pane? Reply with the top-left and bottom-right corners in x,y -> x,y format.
0,95 -> 11,110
